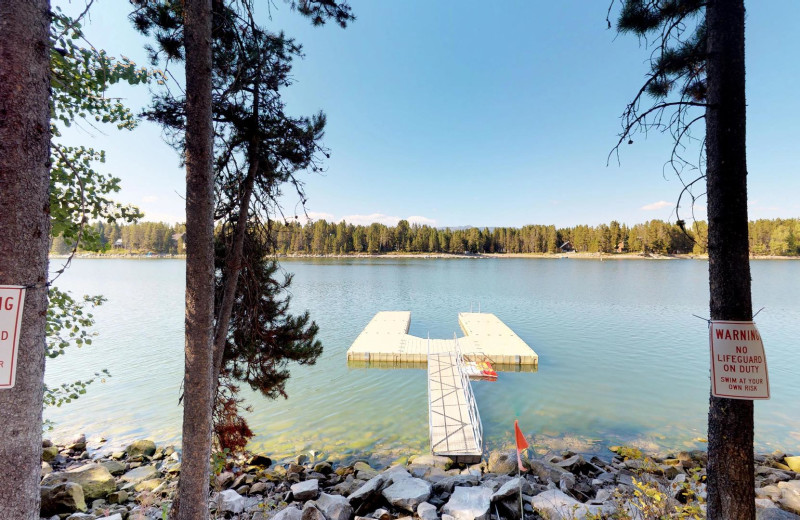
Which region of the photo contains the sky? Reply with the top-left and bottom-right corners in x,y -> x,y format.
57,1 -> 800,229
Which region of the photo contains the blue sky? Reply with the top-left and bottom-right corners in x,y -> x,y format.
58,1 -> 800,228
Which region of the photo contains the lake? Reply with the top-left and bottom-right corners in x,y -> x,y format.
45,257 -> 799,463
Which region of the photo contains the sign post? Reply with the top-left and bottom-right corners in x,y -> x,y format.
0,285 -> 26,389
709,320 -> 770,400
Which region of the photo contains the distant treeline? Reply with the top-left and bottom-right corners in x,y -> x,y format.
50,218 -> 800,256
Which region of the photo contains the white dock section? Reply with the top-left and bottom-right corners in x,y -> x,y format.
427,344 -> 483,464
346,311 -> 538,368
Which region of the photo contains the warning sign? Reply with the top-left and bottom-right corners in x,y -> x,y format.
0,286 -> 26,389
709,320 -> 770,400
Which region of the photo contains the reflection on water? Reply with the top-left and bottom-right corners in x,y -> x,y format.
46,258 -> 800,463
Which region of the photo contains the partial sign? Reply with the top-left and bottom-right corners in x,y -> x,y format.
709,320 -> 770,400
0,286 -> 26,389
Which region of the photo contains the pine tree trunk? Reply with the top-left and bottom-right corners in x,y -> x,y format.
174,0 -> 215,518
705,1 -> 755,519
0,0 -> 51,517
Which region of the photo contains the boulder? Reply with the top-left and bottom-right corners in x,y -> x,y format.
418,501 -> 439,520
314,461 -> 333,475
778,480 -> 800,514
786,457 -> 800,474
42,445 -> 59,462
528,460 -> 570,483
107,490 -> 128,504
433,474 -> 481,494
216,489 -> 245,514
442,486 -> 493,520
348,474 -> 386,504
487,451 -> 518,475
531,489 -> 604,520
41,464 -> 115,500
756,508 -> 800,520
40,483 -> 87,516
98,460 -> 126,476
316,492 -> 354,520
42,461 -> 53,477
302,503 -> 326,520
247,453 -> 272,467
491,477 -> 533,502
291,478 -> 320,501
134,478 -> 163,492
120,464 -> 159,485
272,506 -> 303,520
126,439 -> 156,458
382,477 -> 432,512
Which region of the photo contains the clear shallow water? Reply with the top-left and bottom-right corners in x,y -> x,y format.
45,257 -> 800,462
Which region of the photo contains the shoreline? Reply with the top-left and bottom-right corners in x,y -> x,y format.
39,433 -> 800,519
50,251 -> 800,261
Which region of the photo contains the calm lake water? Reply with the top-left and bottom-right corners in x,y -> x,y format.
45,257 -> 799,463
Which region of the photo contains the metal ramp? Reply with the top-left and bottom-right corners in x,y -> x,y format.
427,336 -> 483,464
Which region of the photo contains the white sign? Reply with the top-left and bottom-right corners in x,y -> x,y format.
0,286 -> 26,389
709,320 -> 770,400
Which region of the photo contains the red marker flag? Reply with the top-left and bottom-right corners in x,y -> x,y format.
514,420 -> 529,471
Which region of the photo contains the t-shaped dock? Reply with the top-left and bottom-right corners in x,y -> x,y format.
345,311 -> 538,369
346,311 -> 538,463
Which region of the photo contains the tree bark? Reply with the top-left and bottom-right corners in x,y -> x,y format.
174,0 -> 215,518
705,1 -> 754,519
0,1 -> 51,518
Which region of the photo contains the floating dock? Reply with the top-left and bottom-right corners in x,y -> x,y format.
346,311 -> 538,369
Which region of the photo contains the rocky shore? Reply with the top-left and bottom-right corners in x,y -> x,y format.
39,435 -> 800,519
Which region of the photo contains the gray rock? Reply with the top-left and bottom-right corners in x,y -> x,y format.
528,460 -> 570,483
382,477 -> 432,512
126,439 -> 156,458
40,483 -> 87,516
41,461 -> 53,477
301,503 -> 326,520
291,478 -> 320,501
120,464 -> 158,485
271,506 -> 303,520
487,450 -> 518,476
415,502 -> 436,520
250,481 -> 270,495
442,486 -> 493,520
216,470 -> 236,488
559,472 -> 576,492
217,489 -> 245,514
531,489 -> 603,520
491,477 -> 533,502
757,508 -> 800,520
314,461 -> 333,475
433,474 -> 481,494
316,492 -> 354,520
348,474 -> 385,504
41,464 -> 115,500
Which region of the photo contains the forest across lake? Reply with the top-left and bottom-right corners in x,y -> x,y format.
51,217 -> 800,258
